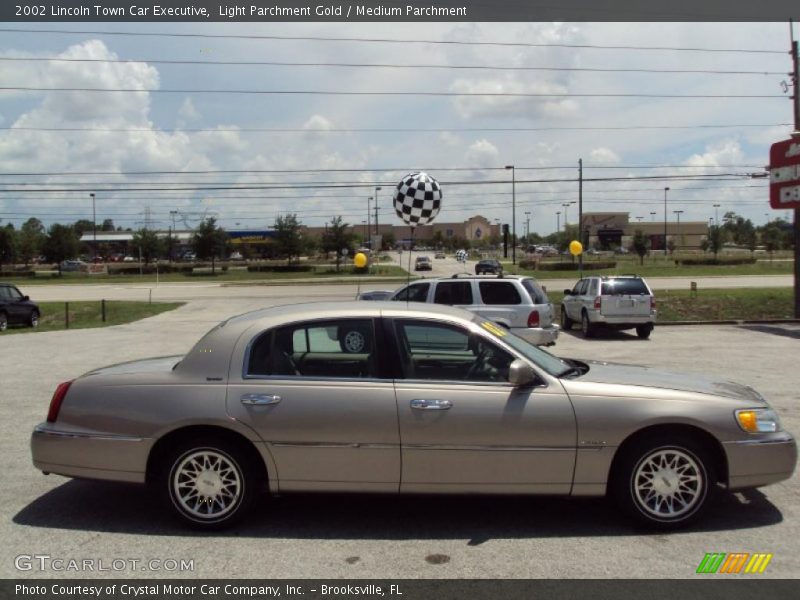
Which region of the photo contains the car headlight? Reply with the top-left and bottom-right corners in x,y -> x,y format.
735,409 -> 782,433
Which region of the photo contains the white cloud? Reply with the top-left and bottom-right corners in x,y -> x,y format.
589,147 -> 621,165
465,139 -> 499,166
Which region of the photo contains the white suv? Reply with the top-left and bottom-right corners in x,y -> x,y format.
561,275 -> 656,339
391,275 -> 559,346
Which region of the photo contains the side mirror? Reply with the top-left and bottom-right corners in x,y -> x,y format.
563,289 -> 572,296
23,295 -> 30,301
508,359 -> 536,387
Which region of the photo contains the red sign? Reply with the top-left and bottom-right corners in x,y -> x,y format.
769,137 -> 800,209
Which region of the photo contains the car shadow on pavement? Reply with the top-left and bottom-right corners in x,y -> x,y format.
14,481 -> 782,541
738,324 -> 800,340
560,328 -> 647,341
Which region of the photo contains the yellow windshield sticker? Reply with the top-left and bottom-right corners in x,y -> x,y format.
481,321 -> 507,337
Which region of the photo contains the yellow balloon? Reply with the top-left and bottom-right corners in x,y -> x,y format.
569,240 -> 583,256
353,252 -> 368,268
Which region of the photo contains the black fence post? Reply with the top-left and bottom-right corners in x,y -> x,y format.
64,302 -> 69,329
101,299 -> 106,322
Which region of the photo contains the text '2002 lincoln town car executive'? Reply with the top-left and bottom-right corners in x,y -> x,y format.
31,302 -> 796,529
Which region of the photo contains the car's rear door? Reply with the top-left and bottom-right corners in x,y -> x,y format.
227,317 -> 400,493
391,318 -> 576,494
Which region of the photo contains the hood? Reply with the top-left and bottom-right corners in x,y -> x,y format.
83,355 -> 184,377
564,360 -> 767,404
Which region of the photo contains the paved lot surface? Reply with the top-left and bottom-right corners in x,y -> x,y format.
1,291 -> 798,579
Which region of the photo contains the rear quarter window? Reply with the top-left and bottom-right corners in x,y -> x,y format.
479,281 -> 522,305
521,279 -> 550,304
601,279 -> 650,295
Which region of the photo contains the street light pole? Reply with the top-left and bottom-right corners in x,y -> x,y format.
650,211 -> 656,221
524,211 -> 530,243
90,192 -> 96,261
366,197 -> 372,248
374,187 -> 382,239
556,211 -> 561,233
663,187 -> 670,257
505,166 -> 516,264
673,210 -> 684,252
713,203 -> 720,225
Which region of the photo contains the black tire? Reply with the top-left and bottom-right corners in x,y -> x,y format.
560,306 -> 573,330
636,324 -> 653,339
581,311 -> 593,338
161,437 -> 259,529
29,310 -> 40,328
0,312 -> 7,332
611,435 -> 716,530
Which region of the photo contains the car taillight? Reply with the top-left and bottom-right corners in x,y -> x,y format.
594,296 -> 602,310
527,310 -> 540,327
47,380 -> 73,423
650,296 -> 656,310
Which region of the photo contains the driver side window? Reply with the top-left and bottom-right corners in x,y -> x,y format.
394,320 -> 514,383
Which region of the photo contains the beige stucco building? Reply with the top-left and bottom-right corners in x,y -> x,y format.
581,212 -> 709,251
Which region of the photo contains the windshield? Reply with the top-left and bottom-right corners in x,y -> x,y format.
472,315 -> 569,376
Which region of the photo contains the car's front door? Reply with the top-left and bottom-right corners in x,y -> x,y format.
227,318 -> 400,493
3,286 -> 27,323
391,318 -> 576,494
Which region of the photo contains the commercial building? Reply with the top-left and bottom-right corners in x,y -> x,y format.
581,212 -> 709,251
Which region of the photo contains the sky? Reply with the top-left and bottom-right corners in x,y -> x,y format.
0,21 -> 796,235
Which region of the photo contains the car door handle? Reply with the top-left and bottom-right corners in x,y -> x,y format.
241,393 -> 282,406
410,399 -> 452,410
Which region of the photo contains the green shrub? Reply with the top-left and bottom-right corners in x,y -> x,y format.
674,257 -> 756,266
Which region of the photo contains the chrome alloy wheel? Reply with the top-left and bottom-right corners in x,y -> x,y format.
172,450 -> 242,521
633,448 -> 703,519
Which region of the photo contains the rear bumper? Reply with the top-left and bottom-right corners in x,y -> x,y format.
587,309 -> 656,326
512,324 -> 560,346
723,433 -> 797,490
31,424 -> 150,484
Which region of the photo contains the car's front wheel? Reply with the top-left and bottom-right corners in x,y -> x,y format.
612,435 -> 716,529
561,307 -> 573,330
0,312 -> 7,332
29,310 -> 40,328
162,438 -> 258,529
581,311 -> 593,338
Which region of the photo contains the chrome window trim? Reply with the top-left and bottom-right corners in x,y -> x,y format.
241,374 -> 393,383
34,426 -> 143,442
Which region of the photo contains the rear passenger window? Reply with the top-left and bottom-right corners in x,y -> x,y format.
521,279 -> 549,304
479,281 -> 521,305
247,319 -> 376,378
433,281 -> 473,305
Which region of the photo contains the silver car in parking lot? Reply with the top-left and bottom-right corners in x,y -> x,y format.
31,302 -> 796,529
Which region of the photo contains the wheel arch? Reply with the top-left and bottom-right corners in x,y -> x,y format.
608,423 -> 729,491
145,424 -> 270,490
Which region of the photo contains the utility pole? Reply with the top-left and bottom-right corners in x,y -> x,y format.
367,197 -> 372,248
90,192 -> 96,261
663,187 -> 670,258
374,187 -> 382,240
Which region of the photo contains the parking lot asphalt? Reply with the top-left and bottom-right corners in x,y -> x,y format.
1,291 -> 798,579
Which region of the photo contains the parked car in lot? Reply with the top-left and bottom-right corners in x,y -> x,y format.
31,302 -> 797,529
434,251 -> 446,259
357,290 -> 394,301
0,283 -> 40,331
561,275 -> 656,338
475,259 -> 503,275
414,256 -> 432,271
391,275 -> 558,346
59,260 -> 88,272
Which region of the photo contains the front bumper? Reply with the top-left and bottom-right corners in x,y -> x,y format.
31,424 -> 151,484
723,432 -> 797,490
512,324 -> 560,346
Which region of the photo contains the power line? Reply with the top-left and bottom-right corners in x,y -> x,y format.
0,28 -> 785,54
0,164 -> 766,177
0,86 -> 783,98
0,56 -> 784,76
3,123 -> 789,134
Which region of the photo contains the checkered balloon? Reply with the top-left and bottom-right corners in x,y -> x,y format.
393,172 -> 442,226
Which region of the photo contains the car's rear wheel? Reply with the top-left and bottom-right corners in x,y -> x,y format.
636,324 -> 653,339
29,310 -> 40,328
581,311 -> 593,338
612,435 -> 715,529
161,438 -> 258,529
0,312 -> 7,332
561,307 -> 573,330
